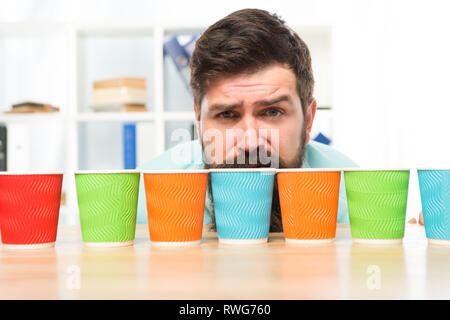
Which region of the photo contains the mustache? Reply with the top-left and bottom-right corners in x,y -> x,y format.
204,147 -> 287,169
207,147 -> 272,169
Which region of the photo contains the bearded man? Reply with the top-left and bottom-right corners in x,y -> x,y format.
136,8 -> 356,230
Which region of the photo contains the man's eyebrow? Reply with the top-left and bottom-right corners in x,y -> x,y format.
208,101 -> 243,112
254,95 -> 291,106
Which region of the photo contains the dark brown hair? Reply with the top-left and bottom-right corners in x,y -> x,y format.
190,8 -> 314,115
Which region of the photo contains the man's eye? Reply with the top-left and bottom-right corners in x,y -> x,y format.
216,111 -> 238,119
263,108 -> 283,117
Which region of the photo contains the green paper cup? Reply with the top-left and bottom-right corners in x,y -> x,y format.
344,169 -> 410,244
75,170 -> 140,247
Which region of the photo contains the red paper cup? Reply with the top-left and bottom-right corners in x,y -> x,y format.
0,172 -> 63,249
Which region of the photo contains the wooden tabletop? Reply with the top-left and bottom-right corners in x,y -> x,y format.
1,223 -> 449,300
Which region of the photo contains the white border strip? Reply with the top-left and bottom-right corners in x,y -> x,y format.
83,240 -> 134,248
276,168 -> 342,173
285,238 -> 334,244
208,168 -> 276,173
2,242 -> 55,250
219,238 -> 268,245
150,240 -> 201,247
142,169 -> 209,174
343,168 -> 410,172
428,239 -> 450,246
0,172 -> 63,175
352,238 -> 403,245
75,169 -> 140,174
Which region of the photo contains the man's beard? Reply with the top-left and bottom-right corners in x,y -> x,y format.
201,126 -> 307,232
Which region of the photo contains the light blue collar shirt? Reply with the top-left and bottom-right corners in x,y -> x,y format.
136,139 -> 357,224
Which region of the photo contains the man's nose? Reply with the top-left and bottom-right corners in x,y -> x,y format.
237,115 -> 260,151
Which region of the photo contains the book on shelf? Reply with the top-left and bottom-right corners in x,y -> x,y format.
93,95 -> 147,106
93,87 -> 148,105
91,77 -> 149,112
94,77 -> 146,89
0,125 -> 6,171
91,103 -> 148,113
93,87 -> 147,98
4,102 -> 60,114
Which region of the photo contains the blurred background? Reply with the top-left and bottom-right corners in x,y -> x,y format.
1,0 -> 449,223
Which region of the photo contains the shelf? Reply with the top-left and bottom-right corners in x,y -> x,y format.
75,112 -> 155,123
74,111 -> 195,122
0,112 -> 196,123
162,111 -> 195,121
0,113 -> 65,123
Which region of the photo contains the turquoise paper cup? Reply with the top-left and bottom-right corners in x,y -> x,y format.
209,168 -> 276,244
418,169 -> 450,245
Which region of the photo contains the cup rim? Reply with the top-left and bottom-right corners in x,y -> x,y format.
276,168 -> 342,173
417,168 -> 450,171
75,169 -> 140,174
343,168 -> 411,172
0,171 -> 64,175
208,168 -> 276,173
142,169 -> 209,174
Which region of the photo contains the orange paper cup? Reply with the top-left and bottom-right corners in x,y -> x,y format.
143,170 -> 208,246
277,169 -> 341,244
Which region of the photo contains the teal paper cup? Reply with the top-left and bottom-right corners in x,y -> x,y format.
418,169 -> 450,245
210,168 -> 276,245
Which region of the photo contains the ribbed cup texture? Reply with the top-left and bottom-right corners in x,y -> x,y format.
278,171 -> 340,240
143,173 -> 208,242
0,174 -> 63,245
418,170 -> 450,240
211,171 -> 275,240
344,170 -> 410,240
75,173 -> 140,243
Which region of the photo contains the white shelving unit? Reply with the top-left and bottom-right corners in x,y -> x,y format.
0,21 -> 334,224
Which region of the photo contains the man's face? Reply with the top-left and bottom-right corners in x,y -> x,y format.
195,63 -> 316,169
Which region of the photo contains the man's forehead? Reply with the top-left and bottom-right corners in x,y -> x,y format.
202,65 -> 297,108
219,83 -> 281,96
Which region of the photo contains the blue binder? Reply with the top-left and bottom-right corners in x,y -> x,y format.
313,132 -> 332,145
163,35 -> 199,91
123,123 -> 136,169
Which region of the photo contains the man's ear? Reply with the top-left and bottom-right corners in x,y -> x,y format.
193,101 -> 201,139
304,99 -> 317,145
194,101 -> 199,121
